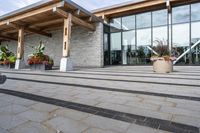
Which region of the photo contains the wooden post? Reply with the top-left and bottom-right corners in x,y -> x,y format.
63,13 -> 72,57
17,27 -> 24,59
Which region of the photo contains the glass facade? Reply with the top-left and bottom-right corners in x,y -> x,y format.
104,2 -> 200,65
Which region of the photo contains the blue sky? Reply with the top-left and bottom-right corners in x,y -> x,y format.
0,0 -> 139,16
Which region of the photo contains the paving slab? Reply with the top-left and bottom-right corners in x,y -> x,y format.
16,110 -> 51,123
0,114 -> 28,130
54,108 -> 91,121
82,115 -> 130,133
9,122 -> 55,133
45,116 -> 89,133
0,104 -> 29,115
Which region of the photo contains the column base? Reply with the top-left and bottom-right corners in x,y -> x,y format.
15,59 -> 25,70
60,57 -> 73,72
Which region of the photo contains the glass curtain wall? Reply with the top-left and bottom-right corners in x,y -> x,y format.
106,2 -> 200,66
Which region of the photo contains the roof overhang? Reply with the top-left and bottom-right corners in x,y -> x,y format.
0,0 -> 103,42
93,0 -> 200,19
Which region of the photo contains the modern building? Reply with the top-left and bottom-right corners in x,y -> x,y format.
0,0 -> 200,71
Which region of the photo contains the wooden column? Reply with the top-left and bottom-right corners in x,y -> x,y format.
17,27 -> 24,59
63,13 -> 72,57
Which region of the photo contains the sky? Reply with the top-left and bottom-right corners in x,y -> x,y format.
0,0 -> 141,16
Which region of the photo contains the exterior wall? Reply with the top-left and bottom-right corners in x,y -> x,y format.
1,22 -> 104,68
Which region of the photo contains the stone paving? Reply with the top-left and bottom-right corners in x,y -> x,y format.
0,66 -> 199,133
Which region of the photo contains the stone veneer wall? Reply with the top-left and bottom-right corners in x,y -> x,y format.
1,22 -> 104,67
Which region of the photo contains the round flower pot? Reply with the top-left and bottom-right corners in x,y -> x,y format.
153,60 -> 173,73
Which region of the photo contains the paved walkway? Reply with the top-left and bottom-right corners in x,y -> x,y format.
0,66 -> 200,133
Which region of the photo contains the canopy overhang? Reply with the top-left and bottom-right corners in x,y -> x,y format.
93,0 -> 200,19
0,0 -> 102,42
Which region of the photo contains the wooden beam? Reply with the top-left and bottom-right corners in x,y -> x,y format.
102,14 -> 109,23
53,8 -> 95,31
53,7 -> 68,18
17,28 -> 24,59
63,14 -> 72,57
94,0 -> 184,18
76,9 -> 81,15
0,1 -> 65,26
71,15 -> 95,31
166,0 -> 172,13
7,22 -> 52,37
0,35 -> 17,41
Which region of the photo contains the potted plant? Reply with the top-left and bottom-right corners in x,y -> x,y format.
0,46 -> 16,69
27,42 -> 54,70
150,40 -> 176,73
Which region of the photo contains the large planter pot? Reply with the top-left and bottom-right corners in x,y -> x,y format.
30,64 -> 53,70
153,60 -> 173,73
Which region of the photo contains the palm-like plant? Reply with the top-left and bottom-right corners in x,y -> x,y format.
153,39 -> 169,57
0,46 -> 16,64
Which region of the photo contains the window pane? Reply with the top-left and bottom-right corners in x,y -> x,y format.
172,23 -> 190,64
111,32 -> 121,50
152,9 -> 168,27
110,18 -> 121,32
111,32 -> 122,65
153,26 -> 168,46
122,15 -> 135,30
137,28 -> 151,46
136,28 -> 151,64
172,5 -> 190,24
123,30 -> 135,46
136,12 -> 151,29
122,30 -> 136,65
191,3 -> 200,21
173,24 -> 189,46
191,22 -> 200,43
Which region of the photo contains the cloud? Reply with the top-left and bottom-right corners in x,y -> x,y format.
72,0 -> 142,10
0,0 -> 143,16
12,0 -> 41,8
0,0 -> 41,16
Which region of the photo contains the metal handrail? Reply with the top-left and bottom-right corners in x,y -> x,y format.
173,39 -> 200,65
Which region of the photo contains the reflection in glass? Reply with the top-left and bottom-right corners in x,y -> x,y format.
152,9 -> 168,27
111,32 -> 122,65
137,28 -> 151,64
172,5 -> 190,24
191,3 -> 200,21
191,22 -> 200,64
153,26 -> 168,46
172,23 -> 190,64
110,18 -> 121,32
122,30 -> 136,65
136,12 -> 151,29
122,15 -> 135,31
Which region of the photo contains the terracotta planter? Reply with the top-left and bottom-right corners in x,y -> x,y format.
153,60 -> 173,73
